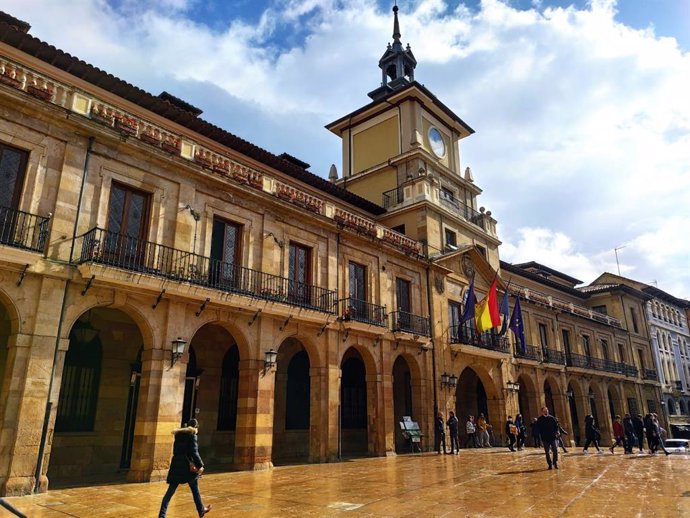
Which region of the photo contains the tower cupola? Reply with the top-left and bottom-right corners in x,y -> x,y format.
368,5 -> 417,101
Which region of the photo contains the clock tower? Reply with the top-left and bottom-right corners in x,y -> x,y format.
326,5 -> 501,269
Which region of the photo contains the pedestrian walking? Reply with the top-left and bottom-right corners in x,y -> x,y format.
465,416 -> 477,448
643,413 -> 655,453
159,418 -> 212,518
555,419 -> 568,453
623,413 -> 636,453
447,411 -> 460,454
515,414 -> 526,450
536,406 -> 559,470
506,416 -> 517,452
609,415 -> 625,454
530,417 -> 542,448
651,414 -> 670,456
435,412 -> 447,454
583,414 -> 602,454
632,414 -> 645,453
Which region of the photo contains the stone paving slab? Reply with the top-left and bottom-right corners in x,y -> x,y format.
2,449 -> 689,517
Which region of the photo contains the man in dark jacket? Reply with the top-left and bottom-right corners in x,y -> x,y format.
447,411 -> 460,454
643,414 -> 655,453
536,406 -> 559,470
623,413 -> 636,453
435,412 -> 447,454
632,414 -> 645,452
159,419 -> 212,518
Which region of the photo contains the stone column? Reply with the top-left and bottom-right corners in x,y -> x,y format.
234,358 -> 275,470
308,365 -> 336,462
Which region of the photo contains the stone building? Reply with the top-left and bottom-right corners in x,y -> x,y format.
0,6 -> 663,498
590,273 -> 690,435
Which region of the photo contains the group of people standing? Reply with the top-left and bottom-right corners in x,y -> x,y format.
434,411 -> 493,454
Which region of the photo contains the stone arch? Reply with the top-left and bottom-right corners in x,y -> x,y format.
542,375 -> 566,424
48,306 -> 145,488
187,314 -> 251,362
455,365 -> 502,445
586,380 -> 611,442
566,378 -> 585,446
338,343 -> 378,379
340,346 -> 377,457
273,337 -> 312,465
607,383 -> 623,420
516,371 -> 539,423
0,286 -> 21,336
392,355 -> 417,453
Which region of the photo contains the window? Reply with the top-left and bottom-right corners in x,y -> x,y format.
601,340 -> 609,361
56,337 -> 102,432
583,335 -> 591,357
210,217 -> 242,288
448,301 -> 461,342
441,187 -> 455,201
105,182 -> 151,265
0,142 -> 28,210
618,343 -> 626,363
288,242 -> 312,304
592,305 -> 607,315
391,224 -> 405,235
348,261 -> 367,320
627,397 -> 639,416
444,228 -> 457,250
396,278 -> 411,314
475,245 -> 487,258
630,307 -> 639,333
217,347 -> 239,431
538,323 -> 549,349
637,350 -> 645,371
341,357 -> 367,429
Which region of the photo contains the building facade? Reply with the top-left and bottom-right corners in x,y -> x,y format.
0,7 -> 664,498
591,273 -> 690,434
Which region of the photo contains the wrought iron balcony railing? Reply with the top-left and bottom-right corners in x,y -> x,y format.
643,369 -> 658,381
75,227 -> 337,313
439,196 -> 486,230
382,187 -> 404,209
565,352 -> 592,369
391,310 -> 431,337
339,297 -> 387,327
449,323 -> 510,353
543,348 -> 565,365
624,364 -> 639,378
603,359 -> 626,375
514,344 -> 541,361
0,205 -> 50,253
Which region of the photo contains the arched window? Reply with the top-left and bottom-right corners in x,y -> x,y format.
285,351 -> 310,430
341,357 -> 367,429
679,400 -> 687,415
217,346 -> 239,431
667,399 -> 677,415
56,337 -> 102,432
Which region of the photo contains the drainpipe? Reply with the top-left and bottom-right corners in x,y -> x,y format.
68,137 -> 95,264
336,232 -> 342,461
34,136 -> 94,492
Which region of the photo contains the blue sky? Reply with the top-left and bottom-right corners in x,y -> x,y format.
5,0 -> 690,298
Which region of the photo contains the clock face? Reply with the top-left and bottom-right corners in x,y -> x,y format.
428,127 -> 446,158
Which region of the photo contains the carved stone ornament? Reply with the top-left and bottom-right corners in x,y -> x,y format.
462,254 -> 475,278
434,274 -> 445,294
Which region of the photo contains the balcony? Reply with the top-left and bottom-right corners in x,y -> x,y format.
382,187 -> 404,209
340,297 -> 387,327
603,359 -> 627,375
0,205 -> 50,253
565,352 -> 591,369
543,348 -> 565,365
515,344 -> 541,361
391,310 -> 431,337
439,194 -> 486,230
643,369 -> 659,381
75,227 -> 337,313
624,364 -> 639,378
449,323 -> 510,353
565,353 -> 629,375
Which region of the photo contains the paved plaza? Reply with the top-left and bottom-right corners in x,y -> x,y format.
3,449 -> 689,517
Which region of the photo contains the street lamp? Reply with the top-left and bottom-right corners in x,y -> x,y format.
264,348 -> 278,370
506,381 -> 520,392
170,337 -> 187,367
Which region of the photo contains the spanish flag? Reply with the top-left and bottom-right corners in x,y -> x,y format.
475,278 -> 501,333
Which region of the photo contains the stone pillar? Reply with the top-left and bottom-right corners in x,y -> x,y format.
127,347 -> 186,483
234,358 -> 275,470
380,370 -> 396,455
365,373 -> 383,455
309,365 -> 337,462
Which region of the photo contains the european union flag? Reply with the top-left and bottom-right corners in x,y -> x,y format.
509,296 -> 526,354
498,289 -> 510,336
460,277 -> 476,323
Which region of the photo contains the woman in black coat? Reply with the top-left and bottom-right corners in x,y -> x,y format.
159,419 -> 211,518
582,414 -> 602,453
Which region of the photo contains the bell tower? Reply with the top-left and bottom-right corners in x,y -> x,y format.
325,4 -> 501,269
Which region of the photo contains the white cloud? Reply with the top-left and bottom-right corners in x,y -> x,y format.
3,0 -> 689,297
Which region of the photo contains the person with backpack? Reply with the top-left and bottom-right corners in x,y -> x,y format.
506,416 -> 517,452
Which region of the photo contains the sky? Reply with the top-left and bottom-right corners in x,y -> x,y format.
4,0 -> 690,299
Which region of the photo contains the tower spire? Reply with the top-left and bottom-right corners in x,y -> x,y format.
368,4 -> 418,101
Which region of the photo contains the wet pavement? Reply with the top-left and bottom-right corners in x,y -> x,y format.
3,449 -> 689,517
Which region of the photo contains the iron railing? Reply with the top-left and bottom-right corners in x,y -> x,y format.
0,205 -> 50,253
603,359 -> 626,375
382,187 -> 404,209
644,369 -> 658,381
449,323 -> 510,353
439,196 -> 486,230
391,310 -> 431,337
339,297 -> 387,327
75,227 -> 337,313
514,344 -> 541,361
624,364 -> 639,378
565,352 -> 592,369
543,348 -> 565,365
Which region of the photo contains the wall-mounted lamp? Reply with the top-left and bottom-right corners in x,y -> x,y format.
506,381 -> 520,392
72,312 -> 98,343
170,337 -> 187,367
440,372 -> 458,390
566,389 -> 575,399
264,348 -> 278,370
